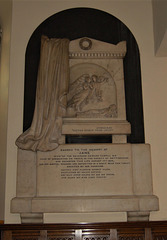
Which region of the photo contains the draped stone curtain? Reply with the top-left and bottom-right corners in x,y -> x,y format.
16,36 -> 70,151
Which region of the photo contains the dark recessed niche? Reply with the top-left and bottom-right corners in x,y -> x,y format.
66,135 -> 113,144
23,7 -> 145,144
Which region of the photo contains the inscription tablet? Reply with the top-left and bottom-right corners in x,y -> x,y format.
37,144 -> 133,196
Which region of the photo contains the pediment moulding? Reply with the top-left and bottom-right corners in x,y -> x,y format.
69,37 -> 126,59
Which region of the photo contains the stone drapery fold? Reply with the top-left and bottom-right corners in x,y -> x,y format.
16,36 -> 70,151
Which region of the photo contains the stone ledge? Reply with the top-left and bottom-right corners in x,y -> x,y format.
62,119 -> 131,135
11,195 -> 159,214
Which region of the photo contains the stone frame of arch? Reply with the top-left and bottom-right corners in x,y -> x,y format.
23,7 -> 144,144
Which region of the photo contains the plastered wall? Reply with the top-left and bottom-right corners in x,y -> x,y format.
152,0 -> 167,56
3,0 -> 167,223
0,0 -> 12,221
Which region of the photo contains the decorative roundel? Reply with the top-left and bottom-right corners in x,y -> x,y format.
79,38 -> 92,50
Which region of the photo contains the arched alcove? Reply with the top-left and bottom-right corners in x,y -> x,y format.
23,7 -> 144,143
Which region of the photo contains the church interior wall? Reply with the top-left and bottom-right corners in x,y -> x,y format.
152,0 -> 167,56
0,0 -> 12,222
1,0 -> 167,223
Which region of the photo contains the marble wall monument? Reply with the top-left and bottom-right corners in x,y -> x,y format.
11,36 -> 159,223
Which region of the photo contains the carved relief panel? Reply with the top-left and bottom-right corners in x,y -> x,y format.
67,63 -> 117,118
68,37 -> 127,121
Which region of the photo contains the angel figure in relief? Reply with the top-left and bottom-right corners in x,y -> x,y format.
67,74 -> 108,112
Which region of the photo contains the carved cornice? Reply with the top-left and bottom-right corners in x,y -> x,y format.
69,52 -> 126,59
1,222 -> 167,240
1,221 -> 167,230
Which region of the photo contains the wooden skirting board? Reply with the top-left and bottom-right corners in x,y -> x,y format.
0,221 -> 167,240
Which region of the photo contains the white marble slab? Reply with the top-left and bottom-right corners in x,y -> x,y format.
62,119 -> 131,135
11,143 -> 159,223
16,149 -> 36,197
37,144 -> 133,197
67,38 -> 127,122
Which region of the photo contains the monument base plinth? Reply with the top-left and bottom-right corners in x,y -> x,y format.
127,211 -> 150,222
11,195 -> 158,223
20,213 -> 43,224
11,143 -> 159,223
